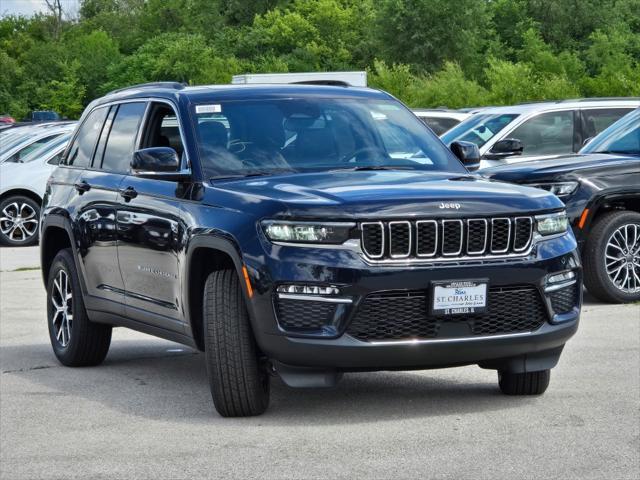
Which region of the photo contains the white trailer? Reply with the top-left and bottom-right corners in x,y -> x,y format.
231,71 -> 367,87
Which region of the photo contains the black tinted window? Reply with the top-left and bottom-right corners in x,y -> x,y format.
101,102 -> 146,173
420,117 -> 460,135
582,108 -> 633,138
508,111 -> 575,155
66,107 -> 108,167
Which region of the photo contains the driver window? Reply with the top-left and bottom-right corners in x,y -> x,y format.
140,103 -> 186,161
508,111 -> 575,156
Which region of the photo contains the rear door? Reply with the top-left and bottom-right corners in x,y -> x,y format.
62,105 -> 128,312
579,108 -> 636,147
116,101 -> 187,332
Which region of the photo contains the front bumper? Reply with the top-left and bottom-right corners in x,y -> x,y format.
244,232 -> 581,371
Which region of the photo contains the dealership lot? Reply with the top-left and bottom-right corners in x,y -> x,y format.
0,247 -> 638,479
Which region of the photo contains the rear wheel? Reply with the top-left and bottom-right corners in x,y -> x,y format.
47,248 -> 112,366
583,211 -> 640,303
203,269 -> 270,417
498,370 -> 550,395
0,195 -> 40,246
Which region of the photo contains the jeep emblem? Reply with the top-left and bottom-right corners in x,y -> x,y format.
439,202 -> 461,209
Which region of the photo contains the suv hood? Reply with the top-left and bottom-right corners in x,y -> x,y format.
481,152 -> 640,184
209,170 -> 562,218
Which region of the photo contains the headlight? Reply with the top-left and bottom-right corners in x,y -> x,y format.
530,181 -> 578,197
262,221 -> 354,244
536,212 -> 569,236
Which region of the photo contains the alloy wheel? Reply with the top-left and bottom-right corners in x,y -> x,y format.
51,269 -> 73,347
605,222 -> 640,294
0,202 -> 38,242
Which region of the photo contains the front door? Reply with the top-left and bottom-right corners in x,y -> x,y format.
116,101 -> 188,332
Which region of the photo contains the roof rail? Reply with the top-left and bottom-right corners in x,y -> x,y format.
106,82 -> 186,96
560,97 -> 640,102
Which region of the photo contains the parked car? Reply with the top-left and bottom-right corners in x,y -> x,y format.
0,133 -> 69,246
412,109 -> 473,135
23,110 -> 61,122
482,108 -> 640,303
0,122 -> 74,163
41,82 -> 580,417
0,114 -> 16,124
442,99 -> 640,168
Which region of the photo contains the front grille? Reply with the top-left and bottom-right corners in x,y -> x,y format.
347,285 -> 547,341
549,283 -> 578,314
275,298 -> 337,330
360,216 -> 533,261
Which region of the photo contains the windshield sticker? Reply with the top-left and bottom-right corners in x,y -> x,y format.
196,104 -> 222,114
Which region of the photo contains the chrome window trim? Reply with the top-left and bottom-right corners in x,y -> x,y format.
466,218 -> 488,255
441,219 -> 463,256
360,222 -> 385,259
415,220 -> 438,257
513,216 -> 534,252
388,220 -> 412,258
491,217 -> 511,254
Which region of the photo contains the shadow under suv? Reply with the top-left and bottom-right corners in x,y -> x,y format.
41,82 -> 581,416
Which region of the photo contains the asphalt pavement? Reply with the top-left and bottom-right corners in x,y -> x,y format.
0,247 -> 638,479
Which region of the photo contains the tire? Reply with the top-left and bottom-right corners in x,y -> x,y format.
498,370 -> 550,395
0,195 -> 40,246
203,269 -> 270,417
583,211 -> 640,303
47,248 -> 112,366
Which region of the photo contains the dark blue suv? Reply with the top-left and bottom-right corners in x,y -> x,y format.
40,82 -> 581,416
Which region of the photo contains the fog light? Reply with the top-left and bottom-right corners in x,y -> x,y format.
277,284 -> 340,295
547,271 -> 576,284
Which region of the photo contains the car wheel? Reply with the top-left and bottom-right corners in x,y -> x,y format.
203,269 -> 270,417
583,211 -> 640,303
47,248 -> 112,366
0,195 -> 40,246
498,370 -> 550,395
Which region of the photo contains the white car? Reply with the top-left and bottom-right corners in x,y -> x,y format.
0,134 -> 69,246
0,122 -> 74,164
412,109 -> 473,136
441,99 -> 640,169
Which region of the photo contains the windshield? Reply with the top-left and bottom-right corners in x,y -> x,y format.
32,111 -> 60,121
18,133 -> 70,163
580,108 -> 640,155
193,98 -> 466,179
441,113 -> 519,148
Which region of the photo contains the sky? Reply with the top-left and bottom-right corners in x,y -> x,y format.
0,0 -> 80,18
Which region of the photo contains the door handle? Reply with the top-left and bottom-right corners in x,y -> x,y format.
74,180 -> 91,194
119,186 -> 138,201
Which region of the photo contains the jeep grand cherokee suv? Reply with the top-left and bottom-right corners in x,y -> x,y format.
40,82 -> 581,417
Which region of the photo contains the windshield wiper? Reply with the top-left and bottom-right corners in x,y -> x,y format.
330,165 -> 416,172
210,172 -> 269,182
592,150 -> 639,156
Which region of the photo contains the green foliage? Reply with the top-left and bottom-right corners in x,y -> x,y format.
1,0 -> 639,118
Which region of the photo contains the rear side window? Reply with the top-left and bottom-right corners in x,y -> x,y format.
581,108 -> 633,139
420,116 -> 460,136
66,107 -> 108,167
100,102 -> 147,173
508,110 -> 575,156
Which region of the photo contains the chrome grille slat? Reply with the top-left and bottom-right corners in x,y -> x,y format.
360,216 -> 533,262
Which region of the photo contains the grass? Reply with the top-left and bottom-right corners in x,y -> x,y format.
11,266 -> 41,272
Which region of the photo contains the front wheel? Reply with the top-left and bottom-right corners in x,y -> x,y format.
498,370 -> 550,395
0,195 -> 40,246
583,211 -> 640,303
203,269 -> 270,417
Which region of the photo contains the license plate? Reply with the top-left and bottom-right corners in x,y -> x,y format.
431,280 -> 488,315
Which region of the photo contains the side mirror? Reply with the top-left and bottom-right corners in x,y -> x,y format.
485,138 -> 524,160
450,140 -> 481,172
131,147 -> 190,181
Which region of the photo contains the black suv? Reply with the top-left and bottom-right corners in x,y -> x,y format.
483,108 -> 640,304
41,83 -> 581,417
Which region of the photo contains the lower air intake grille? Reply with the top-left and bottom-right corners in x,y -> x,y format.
347,285 -> 547,341
549,283 -> 578,314
275,298 -> 337,330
